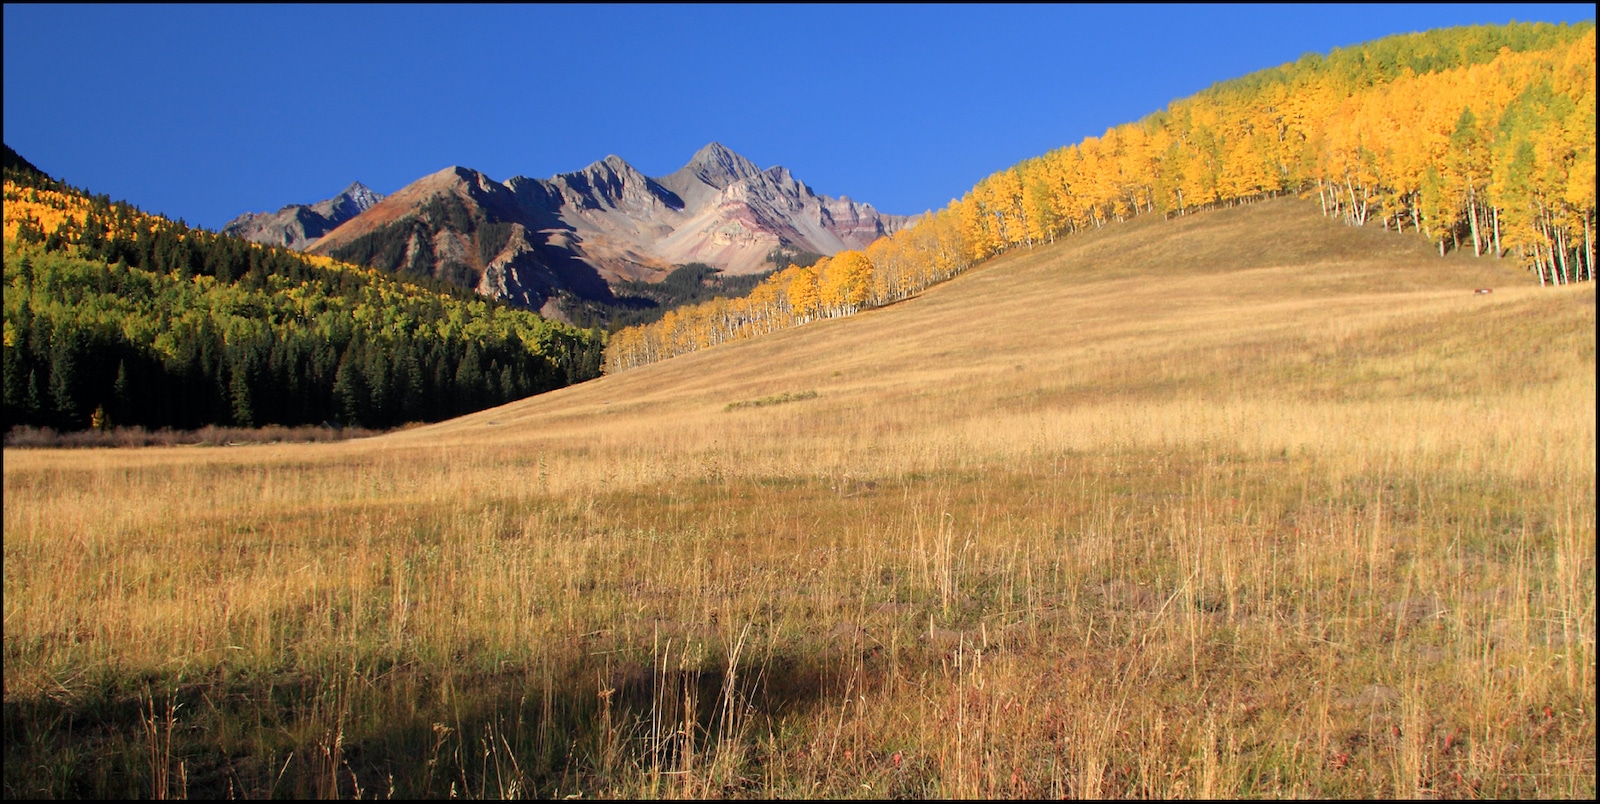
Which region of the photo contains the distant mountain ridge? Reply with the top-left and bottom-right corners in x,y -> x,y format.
222,182 -> 384,250
224,143 -> 911,317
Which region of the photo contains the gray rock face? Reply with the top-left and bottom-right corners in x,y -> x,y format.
222,182 -> 384,250
295,143 -> 911,313
670,141 -> 765,190
509,142 -> 913,278
645,150 -> 911,274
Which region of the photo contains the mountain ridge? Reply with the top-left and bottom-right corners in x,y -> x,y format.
221,181 -> 384,250
226,143 -> 912,316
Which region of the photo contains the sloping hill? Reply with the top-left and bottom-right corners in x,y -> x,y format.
5,197 -> 1592,798
397,196 -> 1583,452
602,22 -> 1594,372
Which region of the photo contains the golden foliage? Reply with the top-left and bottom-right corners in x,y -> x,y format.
605,23 -> 1596,374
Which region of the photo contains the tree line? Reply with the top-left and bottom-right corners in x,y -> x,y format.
604,21 -> 1595,374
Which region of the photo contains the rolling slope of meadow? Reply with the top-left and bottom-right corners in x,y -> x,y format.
4,197 -> 1594,798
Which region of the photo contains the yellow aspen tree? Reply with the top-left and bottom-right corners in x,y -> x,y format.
787,266 -> 820,322
1046,147 -> 1090,233
1023,176 -> 1058,246
821,250 -> 875,315
999,167 -> 1031,247
1077,135 -> 1113,226
955,194 -> 999,262
865,230 -> 910,303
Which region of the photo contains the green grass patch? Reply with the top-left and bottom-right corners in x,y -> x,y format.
724,390 -> 818,412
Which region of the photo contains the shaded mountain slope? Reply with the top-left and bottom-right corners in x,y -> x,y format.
299,165 -> 610,313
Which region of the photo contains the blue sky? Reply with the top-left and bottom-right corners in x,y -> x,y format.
4,4 -> 1593,229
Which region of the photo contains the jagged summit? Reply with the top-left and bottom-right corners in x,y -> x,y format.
677,142 -> 763,189
317,181 -> 383,220
222,180 -> 386,251
336,181 -> 378,201
563,154 -> 649,187
233,142 -> 911,317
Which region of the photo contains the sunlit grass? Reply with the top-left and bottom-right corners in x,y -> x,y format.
4,199 -> 1592,798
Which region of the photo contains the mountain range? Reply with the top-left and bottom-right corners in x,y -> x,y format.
222,143 -> 911,318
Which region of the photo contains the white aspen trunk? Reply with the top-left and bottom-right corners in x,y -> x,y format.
1484,205 -> 1497,256
1411,192 -> 1421,233
1556,225 -> 1570,284
1555,224 -> 1568,286
1585,214 -> 1593,281
1539,218 -> 1550,282
1468,191 -> 1481,257
1541,218 -> 1562,285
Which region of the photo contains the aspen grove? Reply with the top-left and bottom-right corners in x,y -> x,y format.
604,22 -> 1595,374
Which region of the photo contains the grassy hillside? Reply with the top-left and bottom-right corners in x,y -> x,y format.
4,197 -> 1593,798
606,22 -> 1594,373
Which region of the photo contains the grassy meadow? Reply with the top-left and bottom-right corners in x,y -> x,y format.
4,198 -> 1594,798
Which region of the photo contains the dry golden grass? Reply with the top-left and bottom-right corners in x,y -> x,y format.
4,198 -> 1593,798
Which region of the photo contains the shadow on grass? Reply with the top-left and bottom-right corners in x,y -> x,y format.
3,648 -> 864,799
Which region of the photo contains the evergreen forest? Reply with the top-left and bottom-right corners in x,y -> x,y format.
2,149 -> 605,434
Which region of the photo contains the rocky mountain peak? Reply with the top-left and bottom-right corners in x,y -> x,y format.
223,180 -> 388,251
248,142 -> 913,314
577,154 -> 649,187
314,181 -> 385,221
339,181 -> 380,203
549,153 -> 674,214
681,142 -> 762,189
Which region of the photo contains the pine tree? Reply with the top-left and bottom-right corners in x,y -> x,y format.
47,326 -> 81,429
333,347 -> 368,426
111,360 -> 132,425
454,343 -> 484,415
229,358 -> 255,428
